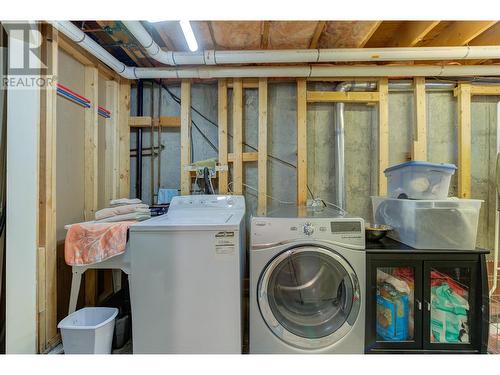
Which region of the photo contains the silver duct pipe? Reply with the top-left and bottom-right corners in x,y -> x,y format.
334,80 -> 456,210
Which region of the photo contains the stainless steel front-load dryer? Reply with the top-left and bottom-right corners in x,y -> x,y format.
249,206 -> 365,354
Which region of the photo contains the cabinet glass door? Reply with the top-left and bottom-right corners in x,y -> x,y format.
424,261 -> 476,350
376,266 -> 417,344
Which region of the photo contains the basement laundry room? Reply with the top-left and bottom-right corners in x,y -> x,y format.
2,2 -> 500,373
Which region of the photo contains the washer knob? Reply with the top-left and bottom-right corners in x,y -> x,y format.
303,223 -> 314,236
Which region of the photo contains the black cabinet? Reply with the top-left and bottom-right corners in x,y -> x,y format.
365,247 -> 489,354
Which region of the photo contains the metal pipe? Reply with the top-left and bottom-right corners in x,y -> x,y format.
136,80 -> 144,199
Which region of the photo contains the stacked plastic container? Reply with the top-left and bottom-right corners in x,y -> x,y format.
372,161 -> 482,250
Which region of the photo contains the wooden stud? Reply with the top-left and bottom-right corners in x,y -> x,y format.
129,116 -> 181,127
180,80 -> 192,195
129,116 -> 152,127
105,80 -> 120,201
378,78 -> 389,195
392,21 -> 440,47
297,79 -> 308,206
261,21 -> 270,49
157,116 -> 181,127
412,77 -> 427,160
358,21 -> 383,48
218,79 -> 229,193
306,91 -> 380,103
471,85 -> 500,96
457,83 -> 472,198
309,21 -> 326,49
118,82 -> 131,199
232,79 -> 244,195
258,78 -> 268,215
228,152 -> 259,162
83,66 -> 99,307
423,21 -> 497,46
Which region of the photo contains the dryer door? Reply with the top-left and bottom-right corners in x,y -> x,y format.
258,245 -> 361,350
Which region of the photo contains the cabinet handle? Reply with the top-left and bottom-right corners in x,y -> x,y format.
426,301 -> 431,311
416,299 -> 422,311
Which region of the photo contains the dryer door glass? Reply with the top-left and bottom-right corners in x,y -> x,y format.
265,249 -> 355,340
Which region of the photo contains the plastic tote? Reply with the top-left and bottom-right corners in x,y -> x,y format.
58,307 -> 118,354
372,197 -> 482,250
384,161 -> 457,200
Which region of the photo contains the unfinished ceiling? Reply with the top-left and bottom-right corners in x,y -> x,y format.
75,21 -> 500,68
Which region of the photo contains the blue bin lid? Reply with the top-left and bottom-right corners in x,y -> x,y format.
384,161 -> 457,174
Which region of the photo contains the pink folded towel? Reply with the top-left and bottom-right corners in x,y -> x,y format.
64,221 -> 135,266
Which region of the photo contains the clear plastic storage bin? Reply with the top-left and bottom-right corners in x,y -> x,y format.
58,307 -> 118,354
384,161 -> 457,200
371,197 -> 482,250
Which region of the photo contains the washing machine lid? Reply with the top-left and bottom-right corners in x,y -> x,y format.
257,245 -> 361,350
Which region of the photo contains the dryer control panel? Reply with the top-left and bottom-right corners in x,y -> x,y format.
251,217 -> 365,249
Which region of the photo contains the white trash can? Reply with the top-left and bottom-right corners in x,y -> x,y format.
58,307 -> 119,354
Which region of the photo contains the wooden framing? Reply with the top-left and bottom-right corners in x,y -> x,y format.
218,79 -> 229,193
129,116 -> 181,128
105,81 -> 120,202
296,79 -> 308,206
232,79 -> 244,195
38,24 -> 59,353
457,83 -> 472,199
412,77 -> 427,160
378,78 -> 389,195
258,78 -> 268,215
180,80 -> 192,195
306,91 -> 380,103
118,82 -> 131,198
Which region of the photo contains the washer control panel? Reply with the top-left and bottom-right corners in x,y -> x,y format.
252,217 -> 365,249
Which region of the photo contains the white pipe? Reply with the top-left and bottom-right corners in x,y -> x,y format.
52,21 -> 500,79
491,101 -> 500,297
122,21 -> 500,66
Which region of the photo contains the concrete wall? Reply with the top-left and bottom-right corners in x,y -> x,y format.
131,82 -> 499,252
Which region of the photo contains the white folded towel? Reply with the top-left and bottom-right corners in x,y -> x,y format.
110,198 -> 143,207
95,211 -> 151,223
95,203 -> 150,221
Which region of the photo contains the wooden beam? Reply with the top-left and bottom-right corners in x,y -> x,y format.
105,80 -> 120,201
261,21 -> 270,49
392,21 -> 440,47
412,77 -> 427,160
471,85 -> 500,96
118,82 -> 131,199
309,21 -> 326,49
38,23 -> 58,353
157,116 -> 181,127
83,66 -> 99,307
306,91 -> 380,103
378,78 -> 389,195
423,21 -> 497,46
180,80 -> 192,195
468,22 -> 500,46
129,116 -> 181,127
457,83 -> 472,198
129,116 -> 152,127
297,79 -> 308,206
232,79 -> 244,195
258,78 -> 268,215
228,79 -> 260,89
218,79 -> 229,193
228,152 -> 259,162
358,21 -> 383,48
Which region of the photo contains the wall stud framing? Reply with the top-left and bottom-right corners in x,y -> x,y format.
412,77 -> 427,160
232,79 -> 244,195
118,81 -> 131,198
180,80 -> 192,195
297,79 -> 308,206
258,78 -> 268,215
218,79 -> 229,193
105,80 -> 120,202
457,82 -> 472,198
378,78 -> 389,195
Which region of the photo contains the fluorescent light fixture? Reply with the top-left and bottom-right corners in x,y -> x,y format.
179,20 -> 198,52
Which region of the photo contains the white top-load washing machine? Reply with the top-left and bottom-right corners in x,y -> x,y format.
129,195 -> 246,353
249,205 -> 365,353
